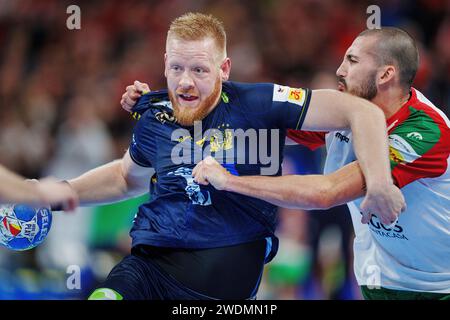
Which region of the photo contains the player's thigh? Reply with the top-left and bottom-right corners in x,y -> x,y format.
88,254 -> 156,300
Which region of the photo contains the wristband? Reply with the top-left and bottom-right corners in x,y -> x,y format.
50,180 -> 72,211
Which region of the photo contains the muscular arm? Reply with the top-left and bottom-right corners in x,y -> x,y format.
68,150 -> 154,206
303,90 -> 391,191
300,90 -> 405,223
193,157 -> 365,210
224,162 -> 365,210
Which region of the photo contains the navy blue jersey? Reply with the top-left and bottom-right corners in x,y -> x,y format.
128,81 -> 311,253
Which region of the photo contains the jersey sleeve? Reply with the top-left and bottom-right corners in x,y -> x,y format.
388,108 -> 450,188
129,111 -> 155,168
287,129 -> 327,150
232,82 -> 312,130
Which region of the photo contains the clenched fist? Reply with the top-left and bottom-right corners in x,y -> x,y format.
29,178 -> 79,211
360,183 -> 406,226
120,80 -> 150,112
192,156 -> 230,190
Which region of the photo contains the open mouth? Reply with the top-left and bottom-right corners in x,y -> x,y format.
337,82 -> 346,92
178,93 -> 199,102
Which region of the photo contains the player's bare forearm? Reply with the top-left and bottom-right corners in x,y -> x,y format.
320,93 -> 405,224
303,90 -> 391,188
225,174 -> 330,209
302,90 -> 405,224
0,165 -> 45,205
68,160 -> 130,206
224,162 -> 366,210
346,103 -> 391,190
68,151 -> 151,206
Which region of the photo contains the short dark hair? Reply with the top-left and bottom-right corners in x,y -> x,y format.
358,27 -> 419,91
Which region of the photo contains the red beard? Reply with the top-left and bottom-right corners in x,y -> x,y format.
169,77 -> 222,126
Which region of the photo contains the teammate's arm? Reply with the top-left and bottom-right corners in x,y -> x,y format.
0,165 -> 78,210
302,90 -> 405,224
67,150 -> 153,206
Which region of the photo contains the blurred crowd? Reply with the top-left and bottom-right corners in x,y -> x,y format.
0,0 -> 448,299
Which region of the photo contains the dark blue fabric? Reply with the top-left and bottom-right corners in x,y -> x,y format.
128,81 -> 311,254
96,253 -> 218,300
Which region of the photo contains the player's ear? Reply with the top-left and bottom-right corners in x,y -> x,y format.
220,58 -> 231,81
378,65 -> 396,86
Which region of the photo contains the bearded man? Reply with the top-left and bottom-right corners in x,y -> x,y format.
52,13 -> 404,300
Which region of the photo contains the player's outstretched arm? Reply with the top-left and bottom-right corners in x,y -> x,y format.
67,149 -> 154,206
193,156 -> 361,208
0,165 -> 78,210
301,90 -> 405,224
193,157 -> 403,224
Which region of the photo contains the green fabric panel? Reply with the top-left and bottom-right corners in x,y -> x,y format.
88,194 -> 149,247
389,106 -> 441,170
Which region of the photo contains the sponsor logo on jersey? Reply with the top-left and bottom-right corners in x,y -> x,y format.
155,111 -> 177,124
273,85 -> 306,106
209,131 -> 233,152
210,124 -> 233,152
272,84 -> 289,102
335,132 -> 350,143
189,123 -> 233,152
287,88 -> 306,106
370,229 -> 409,240
361,212 -> 409,240
406,132 -> 423,140
388,134 -> 420,164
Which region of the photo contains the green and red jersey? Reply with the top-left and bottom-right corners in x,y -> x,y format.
288,88 -> 450,293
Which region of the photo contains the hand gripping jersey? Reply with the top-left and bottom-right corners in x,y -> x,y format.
288,88 -> 450,293
128,81 -> 311,261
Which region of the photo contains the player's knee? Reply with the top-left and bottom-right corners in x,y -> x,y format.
88,288 -> 124,300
